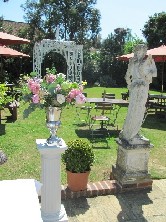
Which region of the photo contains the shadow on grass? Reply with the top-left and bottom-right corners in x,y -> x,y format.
75,128 -> 120,149
0,115 -> 17,124
75,128 -> 120,138
73,122 -> 88,127
5,114 -> 18,123
75,128 -> 91,139
0,124 -> 6,135
143,114 -> 166,130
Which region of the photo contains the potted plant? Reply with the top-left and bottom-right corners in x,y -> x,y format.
62,139 -> 95,192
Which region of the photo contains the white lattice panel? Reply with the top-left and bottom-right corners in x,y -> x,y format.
33,39 -> 83,83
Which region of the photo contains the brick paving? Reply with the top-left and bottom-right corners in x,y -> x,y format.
61,179 -> 166,222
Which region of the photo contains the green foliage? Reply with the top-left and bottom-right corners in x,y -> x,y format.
82,48 -> 100,85
98,29 -> 131,87
123,36 -> 145,54
62,139 -> 95,173
0,16 -> 3,32
22,0 -> 101,45
142,12 -> 166,48
142,12 -> 166,90
0,84 -> 12,108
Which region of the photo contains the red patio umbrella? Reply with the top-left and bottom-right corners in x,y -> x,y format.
0,45 -> 30,57
0,32 -> 30,45
117,45 -> 166,92
0,45 -> 30,80
0,32 -> 30,82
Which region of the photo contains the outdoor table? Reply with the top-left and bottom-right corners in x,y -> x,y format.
86,98 -> 129,106
86,98 -> 129,120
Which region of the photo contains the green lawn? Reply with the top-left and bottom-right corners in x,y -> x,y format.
0,87 -> 166,184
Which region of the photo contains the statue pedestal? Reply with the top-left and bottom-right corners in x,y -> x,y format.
112,139 -> 153,189
36,139 -> 68,222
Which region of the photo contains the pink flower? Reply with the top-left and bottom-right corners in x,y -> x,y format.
28,79 -> 40,94
66,97 -> 72,103
56,84 -> 61,92
27,79 -> 34,87
32,94 -> 40,103
46,74 -> 55,83
68,91 -> 75,99
75,93 -> 86,104
68,89 -> 82,99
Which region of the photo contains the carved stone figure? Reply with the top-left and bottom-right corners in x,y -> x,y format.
0,150 -> 7,165
119,44 -> 157,145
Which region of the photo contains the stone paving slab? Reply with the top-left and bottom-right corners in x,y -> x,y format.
62,179 -> 166,222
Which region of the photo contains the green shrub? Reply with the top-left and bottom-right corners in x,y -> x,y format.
62,139 -> 95,173
0,84 -> 12,108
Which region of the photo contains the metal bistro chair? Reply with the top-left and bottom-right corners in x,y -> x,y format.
75,93 -> 93,125
121,91 -> 129,100
102,92 -> 116,100
101,92 -> 121,130
89,102 -> 112,146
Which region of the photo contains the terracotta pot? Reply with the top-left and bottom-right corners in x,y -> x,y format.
67,171 -> 90,192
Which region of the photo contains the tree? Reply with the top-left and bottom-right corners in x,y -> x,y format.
142,12 -> 166,91
142,12 -> 166,48
123,36 -> 144,54
0,17 -> 3,31
98,28 -> 130,87
21,0 -> 101,45
82,46 -> 101,85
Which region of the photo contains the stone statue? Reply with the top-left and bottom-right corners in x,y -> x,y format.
0,150 -> 7,165
119,44 -> 157,145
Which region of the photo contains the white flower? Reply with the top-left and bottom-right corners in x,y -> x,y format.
57,94 -> 66,104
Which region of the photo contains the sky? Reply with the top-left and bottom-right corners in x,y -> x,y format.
0,0 -> 166,40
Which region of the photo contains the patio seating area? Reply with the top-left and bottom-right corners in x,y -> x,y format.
147,93 -> 166,118
74,91 -> 129,147
74,89 -> 166,149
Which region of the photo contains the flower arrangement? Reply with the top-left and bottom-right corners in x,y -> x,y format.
20,67 -> 87,117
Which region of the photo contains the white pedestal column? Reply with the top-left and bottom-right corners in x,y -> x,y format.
36,139 -> 68,222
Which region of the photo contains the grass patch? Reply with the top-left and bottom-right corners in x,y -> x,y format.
0,87 -> 166,183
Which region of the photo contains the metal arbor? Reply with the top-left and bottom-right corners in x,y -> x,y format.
33,39 -> 83,83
